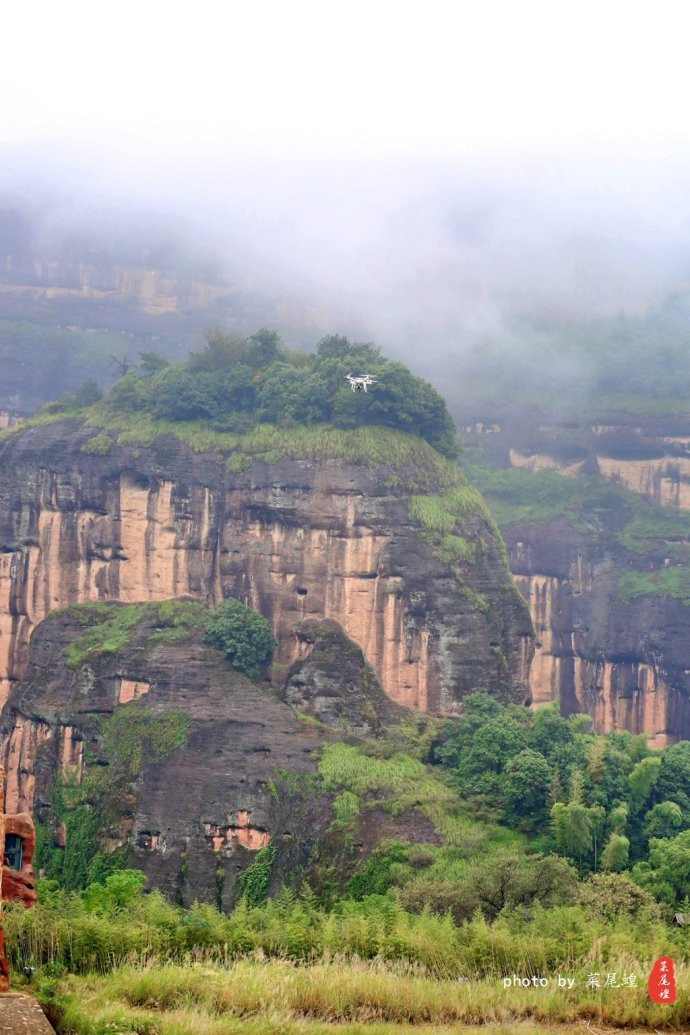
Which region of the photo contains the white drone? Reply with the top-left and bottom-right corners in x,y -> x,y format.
346,374 -> 378,393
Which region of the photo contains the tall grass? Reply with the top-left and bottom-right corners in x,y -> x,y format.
83,409 -> 464,490
7,886 -> 686,981
38,955 -> 690,1032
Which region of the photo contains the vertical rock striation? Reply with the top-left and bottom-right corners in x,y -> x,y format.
0,419 -> 532,718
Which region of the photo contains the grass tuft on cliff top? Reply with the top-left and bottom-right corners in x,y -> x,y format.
0,409 -> 465,492
83,409 -> 464,490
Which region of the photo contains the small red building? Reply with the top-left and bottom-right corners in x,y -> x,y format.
2,813 -> 37,908
0,810 -> 37,991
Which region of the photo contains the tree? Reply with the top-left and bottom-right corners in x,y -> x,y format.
503,748 -> 551,829
203,598 -> 276,679
256,362 -> 303,423
653,741 -> 690,822
633,829 -> 690,907
452,714 -> 528,797
579,872 -> 661,920
73,378 -> 104,407
150,366 -> 216,421
601,833 -> 629,872
248,329 -> 281,368
629,755 -> 661,811
188,330 -> 248,373
139,351 -> 169,377
644,801 -> 683,841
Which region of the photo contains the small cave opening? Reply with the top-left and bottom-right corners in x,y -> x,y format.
295,587 -> 308,596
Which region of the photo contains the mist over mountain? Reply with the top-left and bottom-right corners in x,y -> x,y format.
3,144 -> 690,417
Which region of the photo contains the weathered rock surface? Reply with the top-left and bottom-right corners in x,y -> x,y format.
0,419 -> 532,718
461,407 -> 690,742
0,993 -> 55,1033
506,520 -> 690,746
285,618 -> 407,735
0,605 -> 439,904
0,607 -> 329,906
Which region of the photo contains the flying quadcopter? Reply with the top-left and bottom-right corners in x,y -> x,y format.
346,374 -> 378,393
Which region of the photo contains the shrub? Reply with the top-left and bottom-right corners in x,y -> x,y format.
579,872 -> 661,920
203,598 -> 276,678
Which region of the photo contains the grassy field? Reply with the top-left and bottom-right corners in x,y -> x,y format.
31,956 -> 688,1034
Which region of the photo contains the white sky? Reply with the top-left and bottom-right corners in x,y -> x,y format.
3,0 -> 690,158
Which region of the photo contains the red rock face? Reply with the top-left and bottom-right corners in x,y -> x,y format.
0,424 -> 531,718
0,926 -> 9,993
204,812 -> 271,853
1,812 -> 37,908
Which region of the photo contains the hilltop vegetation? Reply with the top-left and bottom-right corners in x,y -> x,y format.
44,329 -> 458,459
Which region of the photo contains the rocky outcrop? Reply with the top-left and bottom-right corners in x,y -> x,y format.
506,520 -> 690,746
0,419 -> 532,718
460,407 -> 690,742
0,606 -> 327,905
0,605 -> 416,905
285,619 -> 407,735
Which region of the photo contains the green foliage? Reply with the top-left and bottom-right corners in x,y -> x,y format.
34,776 -> 126,891
63,603 -> 147,668
467,464 -> 587,529
236,844 -> 277,906
578,871 -> 662,920
61,600 -> 208,667
502,748 -> 552,829
82,870 -> 148,913
633,829 -> 690,907
147,599 -> 207,644
77,328 -> 459,459
601,833 -> 630,871
82,409 -> 464,492
436,694 -> 690,896
400,851 -> 579,923
618,566 -> 690,606
35,702 -> 189,889
80,432 -> 113,455
470,461 -> 690,608
644,800 -> 683,840
203,597 -> 276,678
318,743 -> 453,816
407,485 -> 508,584
344,842 -> 410,899
331,790 -> 360,826
100,703 -> 190,775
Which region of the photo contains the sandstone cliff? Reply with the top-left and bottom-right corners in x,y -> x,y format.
0,604 -> 326,905
462,408 -> 690,743
0,419 -> 532,719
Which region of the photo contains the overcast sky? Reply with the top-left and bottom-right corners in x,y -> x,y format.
3,1 -> 689,157
3,1 -> 690,353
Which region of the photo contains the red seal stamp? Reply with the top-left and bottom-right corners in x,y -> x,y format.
648,957 -> 675,1004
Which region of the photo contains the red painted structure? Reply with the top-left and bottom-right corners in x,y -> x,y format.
2,813 -> 38,908
0,809 -> 37,991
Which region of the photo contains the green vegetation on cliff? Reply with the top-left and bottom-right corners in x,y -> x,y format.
59,600 -> 208,668
203,597 -> 276,678
35,704 -> 190,889
470,462 -> 690,606
37,329 -> 458,459
15,694 -> 690,1031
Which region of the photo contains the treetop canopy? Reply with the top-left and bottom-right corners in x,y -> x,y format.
93,330 -> 458,459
